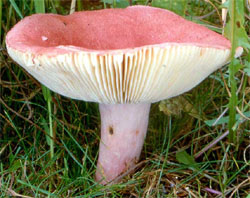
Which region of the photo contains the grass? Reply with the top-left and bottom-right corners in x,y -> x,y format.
0,0 -> 249,197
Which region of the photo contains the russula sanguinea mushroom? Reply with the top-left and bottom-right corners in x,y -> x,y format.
6,6 -> 242,184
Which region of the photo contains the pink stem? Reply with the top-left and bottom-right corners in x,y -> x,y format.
95,103 -> 151,184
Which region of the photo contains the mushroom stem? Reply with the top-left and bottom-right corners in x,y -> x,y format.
96,103 -> 151,184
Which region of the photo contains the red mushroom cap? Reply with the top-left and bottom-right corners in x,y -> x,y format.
6,6 -> 231,55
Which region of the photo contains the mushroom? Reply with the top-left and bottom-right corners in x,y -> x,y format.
6,6 -> 242,184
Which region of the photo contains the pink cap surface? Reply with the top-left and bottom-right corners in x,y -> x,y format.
6,6 -> 231,55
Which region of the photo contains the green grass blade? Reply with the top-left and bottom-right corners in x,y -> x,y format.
33,0 -> 55,160
61,140 -> 84,169
34,0 -> 54,159
17,180 -> 57,197
9,0 -> 23,18
77,0 -> 83,11
47,99 -> 54,158
34,0 -> 45,13
224,0 -> 249,143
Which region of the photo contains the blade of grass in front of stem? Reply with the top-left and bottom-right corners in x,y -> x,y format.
34,2 -> 54,197
228,62 -> 237,143
41,86 -> 54,159
227,0 -> 237,144
225,0 -> 249,144
34,0 -> 54,160
47,98 -> 54,159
